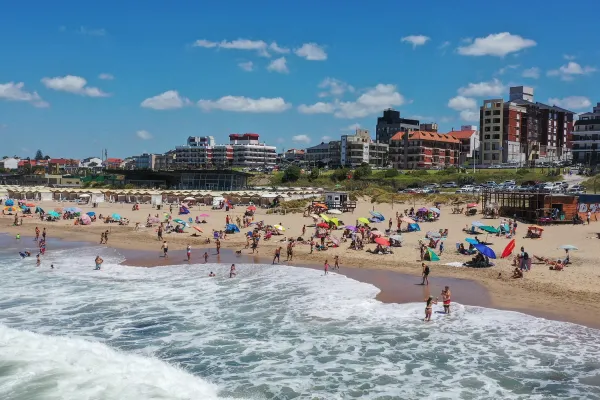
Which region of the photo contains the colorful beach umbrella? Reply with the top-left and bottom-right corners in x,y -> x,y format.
465,238 -> 478,245
111,213 -> 121,221
80,214 -> 91,225
274,224 -> 285,231
48,211 -> 60,218
369,211 -> 384,220
474,243 -> 496,259
193,226 -> 203,233
330,217 -> 340,226
35,206 -> 44,214
345,225 -> 357,231
375,237 -> 390,246
3,206 -> 18,212
501,239 -> 516,258
25,202 -> 36,207
558,245 -> 578,250
418,207 -> 428,212
467,203 -> 479,208
479,225 -> 499,234
358,217 -> 370,225
173,218 -> 185,224
86,211 -> 96,217
429,207 -> 441,214
246,205 -> 257,211
320,213 -> 330,222
199,213 -> 210,217
317,222 -> 329,228
401,216 -> 415,224
427,248 -> 440,261
5,199 -> 14,206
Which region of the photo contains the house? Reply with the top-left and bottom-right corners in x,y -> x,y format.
104,158 -> 123,169
48,158 -> 80,173
0,157 -> 19,170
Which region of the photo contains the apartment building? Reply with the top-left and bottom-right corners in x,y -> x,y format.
420,123 -> 438,133
390,131 -> 459,169
341,129 -> 388,168
571,102 -> 600,165
376,109 -> 420,144
446,126 -> 480,165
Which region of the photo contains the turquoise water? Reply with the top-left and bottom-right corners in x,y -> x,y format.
1,242 -> 600,399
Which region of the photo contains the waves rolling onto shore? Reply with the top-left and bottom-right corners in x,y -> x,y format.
1,243 -> 599,399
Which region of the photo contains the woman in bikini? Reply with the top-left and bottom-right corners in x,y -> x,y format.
441,286 -> 451,314
424,295 -> 438,322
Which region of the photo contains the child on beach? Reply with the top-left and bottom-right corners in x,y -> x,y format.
187,244 -> 191,262
324,260 -> 329,275
229,264 -> 236,278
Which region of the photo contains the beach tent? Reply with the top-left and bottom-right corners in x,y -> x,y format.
179,206 -> 190,215
212,196 -> 225,207
225,224 -> 240,233
407,223 -> 421,232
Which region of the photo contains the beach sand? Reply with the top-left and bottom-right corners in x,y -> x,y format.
2,198 -> 600,328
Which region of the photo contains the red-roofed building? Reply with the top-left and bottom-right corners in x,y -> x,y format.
446,125 -> 480,165
49,158 -> 80,173
104,158 -> 123,169
390,131 -> 460,169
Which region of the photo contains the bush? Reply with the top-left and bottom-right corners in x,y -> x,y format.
282,166 -> 301,182
331,168 -> 349,182
384,169 -> 399,178
353,163 -> 372,180
309,168 -> 320,181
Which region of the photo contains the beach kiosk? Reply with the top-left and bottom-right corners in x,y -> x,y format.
322,191 -> 356,212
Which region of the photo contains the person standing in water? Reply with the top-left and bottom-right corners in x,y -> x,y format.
324,259 -> 329,275
36,254 -> 41,267
35,227 -> 40,242
42,228 -> 46,241
334,255 -> 340,270
229,264 -> 236,278
424,295 -> 438,322
161,241 -> 169,258
273,247 -> 281,264
204,252 -> 209,263
94,255 -> 103,270
441,286 -> 451,314
421,263 -> 430,285
216,239 -> 221,255
186,244 -> 191,261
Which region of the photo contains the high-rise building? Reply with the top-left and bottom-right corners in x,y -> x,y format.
376,109 -> 420,144
340,129 -> 388,168
572,102 -> 600,165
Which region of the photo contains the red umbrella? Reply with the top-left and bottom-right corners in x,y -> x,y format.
375,237 -> 390,246
317,222 -> 329,228
247,205 -> 257,211
467,203 -> 479,208
501,239 -> 516,258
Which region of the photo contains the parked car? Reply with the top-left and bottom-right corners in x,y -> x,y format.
442,182 -> 458,188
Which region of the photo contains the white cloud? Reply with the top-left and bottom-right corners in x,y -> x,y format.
318,78 -> 354,98
267,57 -> 289,73
198,96 -> 291,113
98,73 -> 114,80
321,136 -> 332,142
522,67 -> 540,79
439,41 -> 451,49
269,42 -> 289,54
458,79 -> 505,97
0,82 -> 49,108
41,75 -> 109,97
193,38 -> 270,57
547,96 -> 592,110
136,130 -> 153,140
79,26 -> 106,36
459,110 -> 480,122
238,61 -> 254,72
292,134 -> 311,144
295,43 -> 327,61
193,39 -> 218,48
457,32 -> 536,57
497,64 -> 519,75
141,90 -> 190,110
297,102 -> 335,114
564,54 -> 576,60
547,62 -> 597,81
401,35 -> 430,48
448,96 -> 477,111
341,123 -> 361,131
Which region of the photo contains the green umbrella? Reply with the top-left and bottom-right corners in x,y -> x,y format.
427,248 -> 440,262
479,225 -> 499,234
173,218 -> 185,224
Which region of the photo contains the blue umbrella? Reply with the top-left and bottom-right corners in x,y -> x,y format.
112,213 -> 121,221
86,211 -> 96,217
48,211 -> 60,218
5,199 -> 14,206
35,206 -> 44,214
465,238 -> 478,245
474,243 -> 496,259
429,207 -> 441,214
471,221 -> 484,227
369,211 -> 385,220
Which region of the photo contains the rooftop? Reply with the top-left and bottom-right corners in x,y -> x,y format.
390,131 -> 460,144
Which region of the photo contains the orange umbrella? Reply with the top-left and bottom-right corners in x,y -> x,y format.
25,203 -> 36,207
314,203 -> 328,209
528,225 -> 544,231
375,237 -> 390,246
193,226 -> 203,233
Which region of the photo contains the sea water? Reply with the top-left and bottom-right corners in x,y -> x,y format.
1,243 -> 600,399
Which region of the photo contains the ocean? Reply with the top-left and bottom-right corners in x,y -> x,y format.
1,239 -> 600,399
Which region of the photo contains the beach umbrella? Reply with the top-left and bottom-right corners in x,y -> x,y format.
465,237 -> 478,245
327,209 -> 342,215
86,211 -> 96,217
5,199 -> 14,206
330,217 -> 340,226
48,211 -> 60,218
558,245 -> 578,250
80,214 -> 91,225
3,206 -> 18,212
427,248 -> 440,261
193,226 -> 203,233
35,206 -> 44,214
501,239 -> 516,258
199,213 -> 210,217
183,197 -> 195,201
474,243 -> 496,259
314,203 -> 328,209
418,207 -> 428,212
369,211 -> 384,219
112,213 -> 121,221
479,225 -> 499,234
274,224 -> 285,231
401,216 -> 415,224
317,222 -> 329,228
390,234 -> 403,241
375,237 -> 390,246
467,203 -> 479,208
320,213 -> 330,222
371,230 -> 383,237
246,205 -> 257,211
345,225 -> 357,231
173,218 -> 185,224
358,217 -> 370,225
429,207 -> 441,214
25,202 -> 36,207
471,221 -> 484,227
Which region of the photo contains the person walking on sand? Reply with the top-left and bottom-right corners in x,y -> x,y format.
100,231 -> 105,244
439,241 -> 444,256
388,218 -> 393,230
161,241 -> 169,258
104,230 -> 109,245
302,225 -> 306,236
158,225 -> 163,241
441,286 -> 451,314
587,210 -> 591,225
421,262 -> 430,285
334,255 -> 340,270
424,296 -> 438,322
216,239 -> 221,255
204,252 -> 209,263
324,259 -> 329,275
273,247 -> 281,264
186,244 -> 191,262
286,241 -> 294,261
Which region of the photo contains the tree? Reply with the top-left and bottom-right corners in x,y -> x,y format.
35,150 -> 44,160
282,165 -> 301,182
353,162 -> 372,180
309,167 -> 320,180
331,168 -> 349,182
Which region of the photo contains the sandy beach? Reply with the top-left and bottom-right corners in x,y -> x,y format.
3,198 -> 600,329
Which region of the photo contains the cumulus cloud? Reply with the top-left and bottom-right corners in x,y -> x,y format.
292,134 -> 311,144
458,79 -> 505,97
140,90 -> 190,110
0,82 -> 49,108
193,38 -> 270,57
459,110 -> 480,122
457,32 -> 536,57
267,57 -> 289,73
522,67 -> 540,79
448,96 -> 477,111
547,96 -> 592,111
198,96 -> 291,113
318,78 -> 354,98
547,62 -> 597,81
238,61 -> 254,72
41,75 -> 110,97
78,26 -> 106,36
298,83 -> 405,119
136,130 -> 153,140
295,43 -> 327,61
341,123 -> 361,131
98,73 -> 114,80
401,35 -> 430,48
269,42 -> 289,54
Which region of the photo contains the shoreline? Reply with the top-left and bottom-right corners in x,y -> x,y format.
4,227 -> 599,330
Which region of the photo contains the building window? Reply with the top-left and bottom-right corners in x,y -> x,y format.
485,119 -> 491,124
493,110 -> 501,115
493,126 -> 500,132
485,111 -> 491,116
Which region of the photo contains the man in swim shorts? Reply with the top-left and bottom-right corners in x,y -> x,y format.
94,255 -> 103,270
441,286 -> 451,314
161,241 -> 168,258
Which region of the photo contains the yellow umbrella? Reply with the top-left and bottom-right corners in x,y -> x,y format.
274,224 -> 285,231
330,217 -> 340,226
320,213 -> 330,222
358,217 -> 370,225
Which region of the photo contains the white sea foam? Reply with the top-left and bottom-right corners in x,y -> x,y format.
0,243 -> 599,399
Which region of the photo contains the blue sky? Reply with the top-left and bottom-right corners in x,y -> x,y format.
1,0 -> 599,159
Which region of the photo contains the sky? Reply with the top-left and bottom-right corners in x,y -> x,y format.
1,0 -> 599,160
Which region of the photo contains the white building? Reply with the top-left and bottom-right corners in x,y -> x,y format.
340,129 -> 388,168
80,157 -> 103,168
572,102 -> 600,165
446,126 -> 480,165
0,157 -> 19,170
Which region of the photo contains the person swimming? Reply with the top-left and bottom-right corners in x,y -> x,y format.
94,255 -> 103,270
229,264 -> 236,278
209,271 -> 215,277
19,251 -> 31,258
